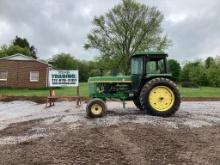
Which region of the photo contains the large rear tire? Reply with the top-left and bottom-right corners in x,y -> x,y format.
133,97 -> 144,111
86,98 -> 107,118
139,78 -> 181,117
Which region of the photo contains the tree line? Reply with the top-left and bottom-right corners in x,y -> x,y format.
0,0 -> 219,86
0,36 -> 219,86
51,53 -> 220,87
180,57 -> 220,87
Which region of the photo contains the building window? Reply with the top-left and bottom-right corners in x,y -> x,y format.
30,71 -> 39,82
0,71 -> 7,81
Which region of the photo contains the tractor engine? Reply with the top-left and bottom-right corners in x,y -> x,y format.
88,76 -> 132,100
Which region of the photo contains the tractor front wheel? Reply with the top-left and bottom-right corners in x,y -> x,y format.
139,78 -> 181,117
86,98 -> 107,118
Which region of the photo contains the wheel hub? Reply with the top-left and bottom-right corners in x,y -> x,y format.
91,104 -> 103,115
149,86 -> 175,111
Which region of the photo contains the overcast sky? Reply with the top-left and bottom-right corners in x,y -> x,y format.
0,0 -> 219,62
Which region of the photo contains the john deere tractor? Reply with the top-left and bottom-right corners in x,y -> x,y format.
86,52 -> 181,118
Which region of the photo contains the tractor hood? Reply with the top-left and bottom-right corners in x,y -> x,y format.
88,75 -> 131,83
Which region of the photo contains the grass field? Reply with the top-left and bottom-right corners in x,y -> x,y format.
0,83 -> 220,97
0,83 -> 89,97
178,86 -> 220,97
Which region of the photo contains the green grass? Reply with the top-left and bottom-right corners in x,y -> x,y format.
0,83 -> 89,97
179,86 -> 220,97
0,83 -> 220,97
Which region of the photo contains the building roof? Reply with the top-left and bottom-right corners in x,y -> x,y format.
0,53 -> 51,66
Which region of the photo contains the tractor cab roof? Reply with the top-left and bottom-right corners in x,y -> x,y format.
132,51 -> 168,58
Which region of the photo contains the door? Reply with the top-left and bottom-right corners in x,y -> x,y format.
131,57 -> 143,92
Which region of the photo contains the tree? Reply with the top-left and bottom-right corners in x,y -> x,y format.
207,61 -> 220,87
0,45 -> 9,58
87,60 -> 102,77
84,0 -> 170,74
167,59 -> 181,82
180,61 -> 208,86
52,53 -> 92,82
0,36 -> 37,58
180,64 -> 190,82
0,44 -> 32,58
205,57 -> 215,69
52,53 -> 78,70
77,60 -> 91,82
12,36 -> 37,59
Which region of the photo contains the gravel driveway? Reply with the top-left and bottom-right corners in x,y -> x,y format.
0,101 -> 219,164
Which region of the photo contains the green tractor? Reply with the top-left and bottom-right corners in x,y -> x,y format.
86,52 -> 181,118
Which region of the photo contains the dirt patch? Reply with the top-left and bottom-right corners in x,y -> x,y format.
121,123 -> 220,165
0,96 -> 47,103
0,123 -> 219,165
0,119 -> 45,137
0,96 -> 89,103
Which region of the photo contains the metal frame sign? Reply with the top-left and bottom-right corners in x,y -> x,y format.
48,70 -> 79,87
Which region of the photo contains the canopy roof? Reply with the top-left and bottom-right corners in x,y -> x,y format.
132,51 -> 168,57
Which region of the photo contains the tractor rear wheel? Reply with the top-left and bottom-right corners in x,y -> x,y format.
86,98 -> 107,118
139,78 -> 180,117
133,97 -> 144,111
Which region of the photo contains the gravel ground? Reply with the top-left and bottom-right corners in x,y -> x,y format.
0,101 -> 219,164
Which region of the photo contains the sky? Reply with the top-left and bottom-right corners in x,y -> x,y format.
0,0 -> 219,62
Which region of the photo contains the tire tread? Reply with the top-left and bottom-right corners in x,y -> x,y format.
139,78 -> 181,117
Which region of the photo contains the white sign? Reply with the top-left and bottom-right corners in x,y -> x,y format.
48,70 -> 79,87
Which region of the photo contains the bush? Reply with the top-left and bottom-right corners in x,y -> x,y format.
207,64 -> 220,87
181,81 -> 199,88
180,61 -> 208,86
168,59 -> 181,82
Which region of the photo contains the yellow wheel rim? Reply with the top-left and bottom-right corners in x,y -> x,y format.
149,86 -> 175,112
91,104 -> 103,115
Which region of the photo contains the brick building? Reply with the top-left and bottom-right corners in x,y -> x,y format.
0,54 -> 51,88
